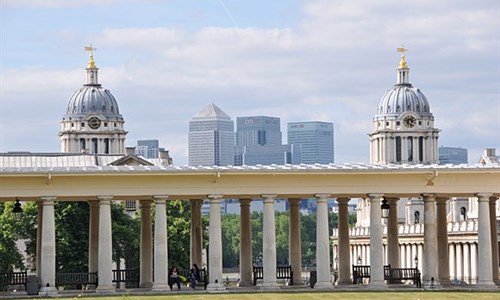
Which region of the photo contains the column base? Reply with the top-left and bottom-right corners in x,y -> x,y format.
314,281 -> 333,289
337,278 -> 352,285
477,280 -> 496,289
96,284 -> 116,293
151,283 -> 170,291
368,281 -> 386,289
237,281 -> 254,287
140,282 -> 153,289
260,282 -> 280,290
423,280 -> 441,290
207,282 -> 227,292
39,286 -> 58,296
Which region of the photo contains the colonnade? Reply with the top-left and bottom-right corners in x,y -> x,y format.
32,193 -> 499,294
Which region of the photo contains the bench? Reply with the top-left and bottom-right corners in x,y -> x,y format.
178,268 -> 208,289
0,271 -> 27,290
112,268 -> 139,288
385,265 -> 421,287
56,272 -> 98,288
352,265 -> 371,284
253,265 -> 293,285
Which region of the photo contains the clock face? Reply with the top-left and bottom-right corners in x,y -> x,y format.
403,115 -> 416,128
88,116 -> 101,129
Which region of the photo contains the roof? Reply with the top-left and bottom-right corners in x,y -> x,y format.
192,102 -> 231,120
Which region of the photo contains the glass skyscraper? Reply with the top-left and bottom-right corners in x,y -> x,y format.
287,121 -> 334,164
189,103 -> 235,166
439,146 -> 468,164
235,116 -> 300,165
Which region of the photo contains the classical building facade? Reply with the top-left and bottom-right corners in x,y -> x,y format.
59,47 -> 127,155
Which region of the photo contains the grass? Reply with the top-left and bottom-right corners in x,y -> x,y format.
9,292 -> 500,300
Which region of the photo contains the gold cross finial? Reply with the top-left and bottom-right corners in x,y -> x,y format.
84,44 -> 97,68
396,45 -> 408,68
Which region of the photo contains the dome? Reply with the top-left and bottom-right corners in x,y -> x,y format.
64,85 -> 121,118
374,52 -> 433,119
376,85 -> 431,117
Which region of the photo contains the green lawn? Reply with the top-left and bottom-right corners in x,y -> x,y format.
10,292 -> 500,300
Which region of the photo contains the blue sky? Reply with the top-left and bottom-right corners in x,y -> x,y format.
1,0 -> 499,165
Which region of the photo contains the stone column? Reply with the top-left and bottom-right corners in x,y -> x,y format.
207,195 -> 225,291
470,243 -> 478,284
261,194 -> 278,289
476,193 -> 495,287
436,197 -> 450,285
456,244 -> 463,281
288,198 -> 303,285
489,196 -> 499,284
39,196 -> 57,295
239,199 -> 253,286
315,194 -> 331,288
463,243 -> 470,283
190,199 -> 203,268
449,244 -> 456,281
152,195 -> 169,291
139,200 -> 153,288
337,198 -> 351,285
386,197 -> 400,268
96,196 -> 114,293
368,194 -> 385,288
36,201 -> 43,279
422,193 -> 439,287
88,201 -> 99,279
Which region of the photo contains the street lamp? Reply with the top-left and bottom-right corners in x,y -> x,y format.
334,256 -> 338,271
381,199 -> 390,218
12,199 -> 23,222
357,256 -> 362,265
414,255 -> 418,269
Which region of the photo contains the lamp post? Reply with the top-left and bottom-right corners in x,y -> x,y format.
414,255 -> 418,269
381,199 -> 390,219
357,256 -> 362,265
12,199 -> 23,222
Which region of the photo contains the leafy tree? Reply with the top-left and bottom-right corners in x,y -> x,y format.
111,202 -> 140,270
167,200 -> 191,269
0,202 -> 24,272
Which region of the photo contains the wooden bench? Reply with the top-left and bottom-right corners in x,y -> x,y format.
112,268 -> 139,288
253,265 -> 293,285
56,272 -> 98,288
385,265 -> 421,287
179,268 -> 208,289
352,265 -> 371,284
0,271 -> 27,290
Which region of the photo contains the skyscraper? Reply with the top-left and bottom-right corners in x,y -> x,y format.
287,121 -> 334,164
189,103 -> 234,166
439,146 -> 468,164
235,116 -> 301,165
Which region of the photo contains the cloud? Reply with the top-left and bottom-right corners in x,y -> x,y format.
1,0 -> 499,165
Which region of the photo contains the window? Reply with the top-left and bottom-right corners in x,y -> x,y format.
418,137 -> 424,162
414,211 -> 420,224
396,137 -> 402,162
408,137 -> 413,162
104,138 -> 110,154
460,207 -> 467,221
92,138 -> 98,154
125,201 -> 137,211
80,138 -> 86,151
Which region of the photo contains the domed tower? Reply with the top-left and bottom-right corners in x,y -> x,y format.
60,46 -> 127,154
369,47 -> 439,164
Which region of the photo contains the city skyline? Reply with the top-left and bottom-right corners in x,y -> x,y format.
1,0 -> 499,166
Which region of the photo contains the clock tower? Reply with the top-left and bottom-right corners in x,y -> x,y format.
369,47 -> 439,164
59,46 -> 127,154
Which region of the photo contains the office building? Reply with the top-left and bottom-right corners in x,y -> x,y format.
189,103 -> 235,166
439,146 -> 468,164
235,116 -> 301,165
287,121 -> 334,164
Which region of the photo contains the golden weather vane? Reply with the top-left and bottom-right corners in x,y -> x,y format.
84,44 -> 97,68
396,45 -> 408,68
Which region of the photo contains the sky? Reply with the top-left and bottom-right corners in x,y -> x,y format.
1,0 -> 499,166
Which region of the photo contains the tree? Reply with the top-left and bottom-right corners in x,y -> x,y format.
0,202 -> 24,272
167,200 -> 191,269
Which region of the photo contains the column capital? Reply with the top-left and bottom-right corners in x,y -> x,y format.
288,198 -> 301,206
88,200 -> 99,208
336,197 -> 350,205
476,193 -> 493,200
489,196 -> 499,204
315,193 -> 330,200
40,196 -> 57,205
421,193 -> 436,201
385,197 -> 399,205
153,195 -> 169,202
239,199 -> 252,207
368,193 -> 384,200
97,195 -> 113,203
208,194 -> 224,200
435,197 -> 448,206
261,194 -> 277,200
140,200 -> 153,209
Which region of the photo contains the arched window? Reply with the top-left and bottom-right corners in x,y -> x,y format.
460,207 -> 467,221
80,138 -> 86,151
396,137 -> 402,162
104,138 -> 110,154
414,211 -> 420,224
92,138 -> 98,154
